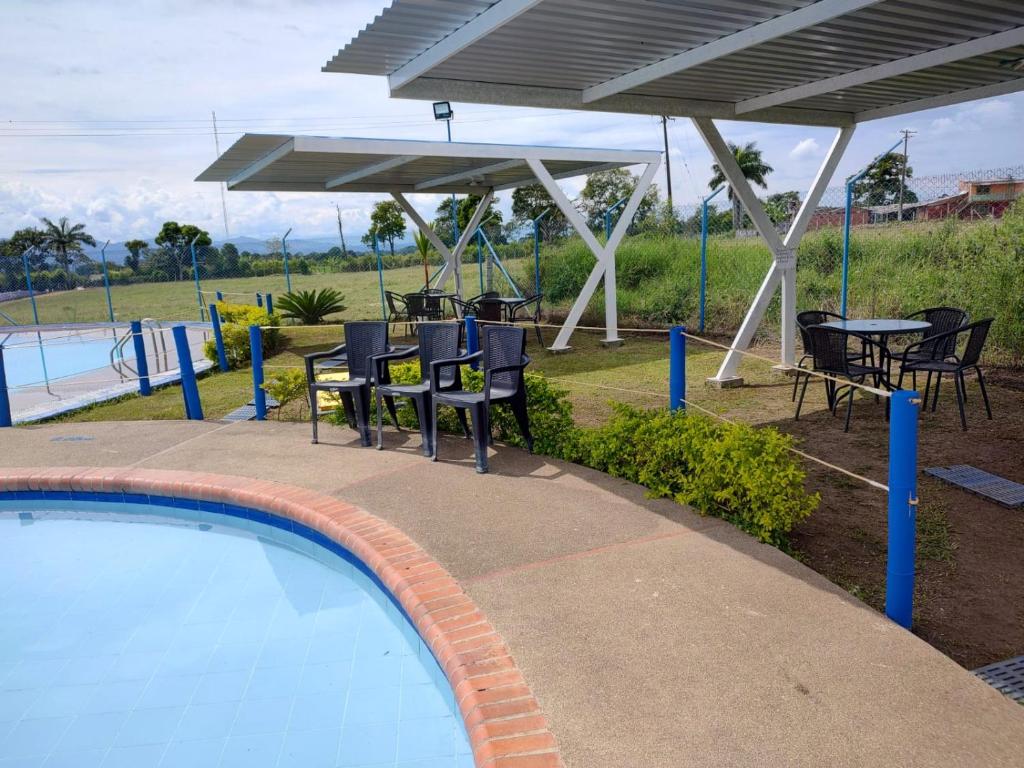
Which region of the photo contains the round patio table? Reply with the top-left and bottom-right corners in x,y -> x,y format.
819,318 -> 930,337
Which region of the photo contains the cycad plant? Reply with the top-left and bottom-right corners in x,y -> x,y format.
275,288 -> 346,325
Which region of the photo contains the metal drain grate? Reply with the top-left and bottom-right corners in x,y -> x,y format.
223,396 -> 282,422
974,656 -> 1024,702
925,465 -> 1024,508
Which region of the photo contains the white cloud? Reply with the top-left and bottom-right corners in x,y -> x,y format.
789,138 -> 821,160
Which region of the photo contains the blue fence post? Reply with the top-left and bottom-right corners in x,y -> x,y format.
130,320 -> 152,396
669,326 -> 686,411
216,290 -> 224,302
99,241 -> 115,323
886,389 -> 920,629
476,230 -> 485,294
22,249 -> 39,325
373,236 -> 387,321
532,210 -> 549,304
249,325 -> 266,421
699,186 -> 724,333
604,198 -> 627,241
465,315 -> 479,371
172,324 -> 203,420
265,293 -> 274,316
282,228 -> 292,293
256,292 -> 263,308
208,305 -> 229,373
189,237 -> 205,322
0,344 -> 12,427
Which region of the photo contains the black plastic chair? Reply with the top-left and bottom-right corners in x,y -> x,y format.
795,325 -> 890,432
430,325 -> 533,473
895,318 -> 993,430
373,322 -> 470,456
385,291 -> 411,335
305,321 -> 397,447
893,307 -> 968,385
793,310 -> 856,403
509,293 -> 544,346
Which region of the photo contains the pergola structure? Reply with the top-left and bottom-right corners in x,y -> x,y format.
324,0 -> 1024,383
196,134 -> 661,349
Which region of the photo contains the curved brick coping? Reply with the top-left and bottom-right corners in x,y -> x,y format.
0,468 -> 563,768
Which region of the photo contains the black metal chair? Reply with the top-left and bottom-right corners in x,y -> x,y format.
895,318 -> 993,430
467,291 -> 498,304
793,311 -> 856,403
475,298 -> 505,323
893,307 -> 969,386
385,291 -> 411,335
405,292 -> 444,323
305,321 -> 397,447
430,325 -> 533,473
373,322 -> 470,456
509,293 -> 544,346
449,296 -> 479,319
795,325 -> 890,432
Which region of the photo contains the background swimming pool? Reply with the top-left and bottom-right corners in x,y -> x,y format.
0,502 -> 472,768
2,328 -> 134,389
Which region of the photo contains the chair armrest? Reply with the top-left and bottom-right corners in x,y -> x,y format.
429,351 -> 482,392
898,326 -> 960,362
304,344 -> 347,382
371,346 -> 418,384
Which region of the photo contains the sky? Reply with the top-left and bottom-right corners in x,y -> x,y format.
2,0 -> 1023,246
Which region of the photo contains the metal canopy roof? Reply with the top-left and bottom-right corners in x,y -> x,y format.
323,0 -> 1024,126
195,133 -> 659,193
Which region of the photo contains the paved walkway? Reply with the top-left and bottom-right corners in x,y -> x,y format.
4,420 -> 1023,766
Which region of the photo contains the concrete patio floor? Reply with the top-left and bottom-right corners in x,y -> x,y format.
3,419 -> 1023,766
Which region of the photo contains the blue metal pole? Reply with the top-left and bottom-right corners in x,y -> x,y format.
465,315 -> 479,371
172,324 -> 203,420
604,197 -> 628,241
99,241 -> 115,323
281,228 -> 292,292
842,139 -> 902,317
0,344 -> 11,427
216,290 -> 223,302
478,229 -> 522,298
255,292 -> 263,308
130,320 -> 152,396
21,249 -> 39,325
476,230 -> 484,294
374,236 -> 387,320
700,186 -> 724,333
532,209 -> 549,301
447,120 -> 459,246
886,390 -> 920,630
669,326 -> 686,411
208,305 -> 229,373
189,237 -> 204,322
249,325 -> 266,421
265,293 -> 273,316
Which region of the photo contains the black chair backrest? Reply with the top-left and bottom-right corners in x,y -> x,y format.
916,307 -> 968,357
959,318 -> 992,367
797,310 -> 844,352
477,298 -> 504,322
807,325 -> 855,376
424,288 -> 445,295
417,322 -> 462,386
385,291 -> 405,315
482,325 -> 526,392
422,294 -> 445,319
344,321 -> 388,379
405,293 -> 427,317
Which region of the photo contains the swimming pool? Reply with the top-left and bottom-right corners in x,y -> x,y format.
1,324 -> 211,423
0,499 -> 472,767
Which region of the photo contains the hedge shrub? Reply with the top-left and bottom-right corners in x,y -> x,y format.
569,405 -> 818,547
204,302 -> 283,369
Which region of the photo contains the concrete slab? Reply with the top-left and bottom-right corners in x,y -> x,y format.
4,420 -> 1023,767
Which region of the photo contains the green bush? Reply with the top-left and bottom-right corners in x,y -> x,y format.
569,405 -> 818,547
204,302 -> 283,369
274,288 -> 346,325
263,368 -> 308,418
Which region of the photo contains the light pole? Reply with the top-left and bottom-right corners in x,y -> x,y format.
433,102 -> 459,246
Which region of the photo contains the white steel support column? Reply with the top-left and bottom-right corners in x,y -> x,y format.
692,118 -> 854,384
391,189 -> 493,301
528,156 -> 659,350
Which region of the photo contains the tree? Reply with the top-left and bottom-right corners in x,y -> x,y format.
578,168 -> 659,233
511,184 -> 568,241
40,217 -> 96,287
708,142 -> 774,234
0,228 -> 48,291
765,191 -> 801,225
413,229 -> 433,287
853,152 -> 917,207
220,243 -> 240,275
361,200 -> 406,255
432,194 -> 504,244
153,221 -> 212,281
123,239 -> 148,272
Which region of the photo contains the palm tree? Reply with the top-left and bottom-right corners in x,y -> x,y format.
40,217 -> 96,288
708,142 -> 773,234
413,229 -> 432,288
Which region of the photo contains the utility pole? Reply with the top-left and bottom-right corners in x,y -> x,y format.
335,203 -> 348,255
661,116 -> 673,207
896,128 -> 916,223
212,111 -> 230,238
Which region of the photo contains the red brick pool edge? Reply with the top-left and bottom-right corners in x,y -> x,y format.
0,467 -> 563,768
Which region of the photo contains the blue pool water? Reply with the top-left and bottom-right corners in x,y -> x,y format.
0,501 -> 472,768
2,329 -> 135,389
